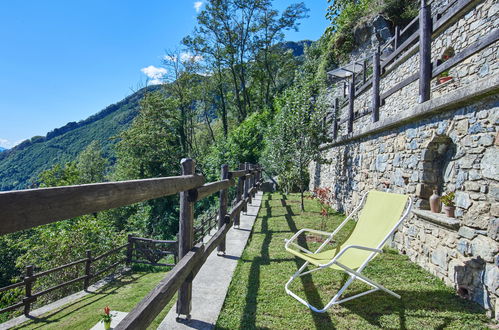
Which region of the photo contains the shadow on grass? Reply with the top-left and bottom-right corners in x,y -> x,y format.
238,193 -> 335,330
341,287 -> 487,329
15,273 -> 147,329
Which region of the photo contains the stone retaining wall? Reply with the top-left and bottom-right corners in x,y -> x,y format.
312,0 -> 499,318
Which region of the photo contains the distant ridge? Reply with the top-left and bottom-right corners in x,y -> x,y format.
0,147 -> 7,153
0,85 -> 161,191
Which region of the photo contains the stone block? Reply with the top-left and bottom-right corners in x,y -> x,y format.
431,247 -> 448,269
458,226 -> 477,240
481,147 -> 499,181
457,239 -> 471,256
470,235 -> 499,262
464,182 -> 481,192
455,191 -> 472,209
488,218 -> 498,240
478,134 -> 494,147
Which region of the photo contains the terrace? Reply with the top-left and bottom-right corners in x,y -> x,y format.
6,192 -> 491,329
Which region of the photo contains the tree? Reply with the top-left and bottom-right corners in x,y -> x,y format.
76,141 -> 107,184
183,0 -> 308,122
264,78 -> 327,211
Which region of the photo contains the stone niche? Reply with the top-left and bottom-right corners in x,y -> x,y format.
416,135 -> 457,210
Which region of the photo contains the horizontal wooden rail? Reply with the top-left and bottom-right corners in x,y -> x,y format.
33,258 -> 87,278
31,275 -> 88,299
92,243 -> 129,262
0,175 -> 205,235
131,237 -> 176,244
229,170 -> 246,178
196,179 -> 233,201
91,258 -> 127,279
0,301 -> 24,314
0,281 -> 24,293
114,243 -> 205,329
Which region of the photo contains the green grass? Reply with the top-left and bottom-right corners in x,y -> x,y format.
216,192 -> 491,329
12,269 -> 174,330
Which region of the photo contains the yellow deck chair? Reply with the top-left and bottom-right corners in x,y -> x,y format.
284,190 -> 412,312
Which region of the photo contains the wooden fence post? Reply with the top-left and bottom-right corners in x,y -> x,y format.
333,98 -> 338,139
348,71 -> 355,133
84,250 -> 92,290
234,163 -> 244,227
419,0 -> 432,103
126,235 -> 133,265
372,45 -> 381,122
176,158 -> 195,320
217,164 -> 229,254
394,25 -> 400,49
23,265 -> 34,316
243,162 -> 250,211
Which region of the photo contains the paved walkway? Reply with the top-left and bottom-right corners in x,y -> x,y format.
158,191 -> 263,330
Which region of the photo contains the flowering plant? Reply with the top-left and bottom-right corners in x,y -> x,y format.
441,192 -> 455,207
100,306 -> 113,323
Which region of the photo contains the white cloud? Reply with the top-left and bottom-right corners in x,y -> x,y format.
140,65 -> 167,84
194,1 -> 203,13
0,138 -> 21,149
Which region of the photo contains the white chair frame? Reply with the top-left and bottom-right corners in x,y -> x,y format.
284,191 -> 413,313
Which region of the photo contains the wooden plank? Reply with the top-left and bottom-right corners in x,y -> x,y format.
32,275 -> 87,299
0,174 -> 205,236
114,244 -> 204,330
34,257 -> 87,278
0,301 -> 24,314
432,29 -> 499,78
0,281 -> 24,293
131,237 -> 176,244
419,0 -> 432,103
177,159 -> 196,317
433,0 -> 476,35
229,170 -> 246,178
381,33 -> 419,70
217,165 -> 229,254
91,258 -> 127,279
92,243 -> 129,262
196,179 -> 232,201
400,15 -> 419,35
372,48 -> 381,122
381,73 -> 419,101
130,260 -> 175,267
234,164 -> 244,227
348,73 -> 355,133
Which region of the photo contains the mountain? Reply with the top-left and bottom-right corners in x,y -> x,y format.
0,147 -> 6,153
280,40 -> 313,57
0,85 -> 161,191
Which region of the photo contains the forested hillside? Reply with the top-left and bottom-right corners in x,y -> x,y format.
0,85 -> 160,191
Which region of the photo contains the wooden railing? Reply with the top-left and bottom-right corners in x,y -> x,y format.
114,160 -> 261,329
0,159 -> 262,327
0,243 -> 129,316
327,0 -> 498,137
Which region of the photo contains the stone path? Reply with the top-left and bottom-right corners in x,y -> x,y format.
158,191 -> 263,330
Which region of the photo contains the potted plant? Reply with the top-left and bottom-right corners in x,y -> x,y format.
100,306 -> 113,330
438,53 -> 453,84
438,70 -> 452,84
441,192 -> 455,218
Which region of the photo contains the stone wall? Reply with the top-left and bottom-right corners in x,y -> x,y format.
312,0 -> 499,319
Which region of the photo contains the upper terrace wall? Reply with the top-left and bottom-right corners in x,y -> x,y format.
313,0 -> 499,318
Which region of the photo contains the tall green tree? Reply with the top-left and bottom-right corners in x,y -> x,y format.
264,78 -> 327,211
183,0 -> 308,122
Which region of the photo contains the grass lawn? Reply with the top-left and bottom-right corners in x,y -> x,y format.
216,192 -> 491,329
12,268 -> 174,330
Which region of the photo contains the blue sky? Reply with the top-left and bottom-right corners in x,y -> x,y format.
0,1 -> 329,148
